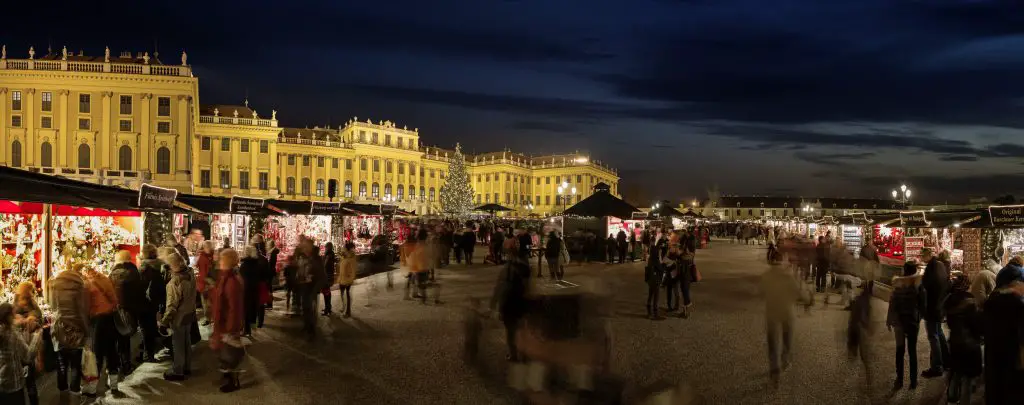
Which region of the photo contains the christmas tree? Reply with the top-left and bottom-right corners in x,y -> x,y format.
439,143 -> 475,216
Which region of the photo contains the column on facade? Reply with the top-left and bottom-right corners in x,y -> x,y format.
57,90 -> 68,167
176,96 -> 189,177
139,93 -> 152,173
100,92 -> 112,170
230,138 -> 239,193
249,138 -> 257,194
269,141 -> 278,193
210,136 -> 220,190
0,88 -> 7,165
24,89 -> 35,166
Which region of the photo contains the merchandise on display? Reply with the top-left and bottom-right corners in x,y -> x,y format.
841,225 -> 862,258
265,215 -> 332,258
210,214 -> 250,250
343,215 -> 383,254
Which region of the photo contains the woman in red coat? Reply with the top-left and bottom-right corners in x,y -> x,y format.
210,248 -> 244,393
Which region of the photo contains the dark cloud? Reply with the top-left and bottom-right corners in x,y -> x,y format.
597,1 -> 1024,127
939,155 -> 981,162
507,120 -> 580,134
701,124 -> 983,155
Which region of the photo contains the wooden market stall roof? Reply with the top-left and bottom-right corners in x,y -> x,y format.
563,183 -> 639,219
0,166 -> 146,212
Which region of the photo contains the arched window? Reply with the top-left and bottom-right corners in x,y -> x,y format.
429,187 -> 436,202
408,185 -> 415,200
397,185 -> 404,201
316,179 -> 325,197
384,184 -> 392,199
10,140 -> 22,168
286,177 -> 295,194
420,186 -> 425,200
301,178 -> 311,196
156,147 -> 171,174
371,183 -> 380,198
344,181 -> 353,198
39,142 -> 52,168
118,145 -> 132,170
77,143 -> 91,169
358,182 -> 367,198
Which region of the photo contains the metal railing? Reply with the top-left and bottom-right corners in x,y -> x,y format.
1,58 -> 192,77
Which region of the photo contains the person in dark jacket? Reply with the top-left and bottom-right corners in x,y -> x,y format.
462,224 -> 477,265
266,240 -> 279,309
321,242 -> 338,316
944,273 -> 983,404
517,228 -> 532,261
109,251 -> 144,372
616,230 -> 628,264
489,255 -> 530,361
137,245 -> 165,362
490,229 -> 505,265
919,248 -> 950,378
983,279 -> 1024,405
995,255 -> 1024,288
544,231 -> 562,280
238,247 -> 265,336
645,246 -> 664,319
814,236 -> 830,293
886,262 -> 925,390
606,234 -> 617,263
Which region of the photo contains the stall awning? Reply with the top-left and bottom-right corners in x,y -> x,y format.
0,166 -> 151,212
176,194 -> 282,215
916,210 -> 988,228
563,189 -> 639,219
650,204 -> 686,218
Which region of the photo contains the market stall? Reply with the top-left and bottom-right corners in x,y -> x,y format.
264,200 -> 336,260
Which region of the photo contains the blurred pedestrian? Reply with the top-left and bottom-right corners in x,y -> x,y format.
490,255 -> 530,361
886,262 -> 925,390
239,246 -> 266,335
48,263 -> 90,397
919,248 -> 950,378
760,250 -> 800,388
12,282 -> 43,405
210,248 -> 244,393
137,245 -> 165,362
645,245 -> 664,319
0,302 -> 43,405
321,242 -> 338,316
944,273 -> 983,404
195,241 -> 216,325
159,252 -> 196,381
337,242 -> 357,318
82,264 -> 122,395
983,279 -> 1024,405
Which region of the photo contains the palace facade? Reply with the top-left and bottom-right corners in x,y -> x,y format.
0,45 -> 618,215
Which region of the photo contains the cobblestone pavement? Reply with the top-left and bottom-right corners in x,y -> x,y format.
37,240 -> 975,405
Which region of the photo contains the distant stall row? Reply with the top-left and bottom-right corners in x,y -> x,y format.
0,166 -> 416,302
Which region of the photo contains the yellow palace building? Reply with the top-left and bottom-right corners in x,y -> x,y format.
0,45 -> 618,215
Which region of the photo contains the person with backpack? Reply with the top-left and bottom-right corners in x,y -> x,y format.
48,263 -> 90,398
158,252 -> 196,381
886,262 -> 925,390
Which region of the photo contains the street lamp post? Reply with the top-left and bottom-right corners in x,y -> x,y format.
556,182 -> 575,213
891,184 -> 912,206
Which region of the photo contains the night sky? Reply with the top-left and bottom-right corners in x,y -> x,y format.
8,0 -> 1024,204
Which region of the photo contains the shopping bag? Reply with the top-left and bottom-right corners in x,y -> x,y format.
114,306 -> 137,336
258,282 -> 272,305
690,263 -> 702,283
81,349 -> 100,395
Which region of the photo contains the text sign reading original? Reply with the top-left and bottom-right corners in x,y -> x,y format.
137,184 -> 177,209
989,205 -> 1024,227
230,196 -> 264,213
310,202 -> 341,216
900,211 -> 928,227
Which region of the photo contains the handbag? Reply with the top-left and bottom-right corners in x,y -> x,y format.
258,282 -> 272,305
113,306 -> 137,336
52,319 -> 86,349
690,263 -> 702,282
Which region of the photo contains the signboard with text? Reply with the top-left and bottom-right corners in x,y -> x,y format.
850,212 -> 869,225
904,236 -> 925,263
137,184 -> 177,209
900,211 -> 929,228
989,205 -> 1024,227
310,202 -> 341,216
380,204 -> 398,215
229,196 -> 264,214
631,211 -> 649,220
